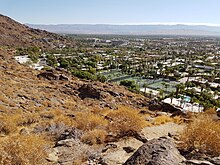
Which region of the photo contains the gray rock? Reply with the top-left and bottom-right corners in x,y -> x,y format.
102,143 -> 117,153
185,160 -> 214,165
123,146 -> 135,153
19,128 -> 30,135
47,148 -> 59,163
56,139 -> 75,147
78,84 -> 102,99
123,137 -> 185,165
208,157 -> 220,165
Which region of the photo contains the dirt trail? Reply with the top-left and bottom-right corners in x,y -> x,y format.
102,122 -> 185,165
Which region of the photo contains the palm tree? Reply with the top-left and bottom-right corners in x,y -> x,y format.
143,83 -> 148,94
175,83 -> 185,98
164,83 -> 170,94
200,84 -> 206,92
159,89 -> 164,99
170,92 -> 175,104
187,69 -> 195,83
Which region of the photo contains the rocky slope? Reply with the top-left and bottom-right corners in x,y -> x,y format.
0,14 -> 68,48
1,15 -> 219,165
0,47 -> 151,165
0,48 -> 148,114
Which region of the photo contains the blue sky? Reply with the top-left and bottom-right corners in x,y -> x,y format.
1,0 -> 220,25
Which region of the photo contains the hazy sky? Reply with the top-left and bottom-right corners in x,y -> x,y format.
1,0 -> 220,25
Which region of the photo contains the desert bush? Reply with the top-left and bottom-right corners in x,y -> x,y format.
153,115 -> 173,125
53,112 -> 76,127
0,104 -> 9,113
173,116 -> 184,124
91,107 -> 112,117
0,114 -> 21,134
18,113 -> 40,126
34,121 -> 71,140
75,112 -> 108,131
204,107 -> 216,114
107,106 -> 147,136
39,109 -> 76,126
81,129 -> 107,145
179,114 -> 220,156
0,134 -> 49,165
32,110 -> 76,140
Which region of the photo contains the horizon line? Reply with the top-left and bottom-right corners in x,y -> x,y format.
27,22 -> 220,27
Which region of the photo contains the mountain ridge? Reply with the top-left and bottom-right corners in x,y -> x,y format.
0,14 -> 68,48
27,24 -> 220,36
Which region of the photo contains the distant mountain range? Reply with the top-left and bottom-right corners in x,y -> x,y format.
27,24 -> 220,36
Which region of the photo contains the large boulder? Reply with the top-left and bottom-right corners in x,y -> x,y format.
37,70 -> 69,81
124,137 -> 185,165
78,84 -> 105,100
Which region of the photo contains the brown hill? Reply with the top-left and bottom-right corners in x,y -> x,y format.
0,14 -> 151,163
0,14 -> 67,48
0,46 -> 151,163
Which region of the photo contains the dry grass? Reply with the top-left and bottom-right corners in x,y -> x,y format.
153,115 -> 183,125
33,110 -> 76,140
0,104 -> 8,113
107,106 -> 148,136
63,99 -> 76,110
75,112 -> 108,131
204,107 -> 217,115
19,113 -> 40,126
0,114 -> 21,134
39,109 -> 76,126
81,129 -> 107,145
153,115 -> 173,125
0,134 -> 49,165
179,114 -> 220,156
0,112 -> 41,135
173,116 -> 184,124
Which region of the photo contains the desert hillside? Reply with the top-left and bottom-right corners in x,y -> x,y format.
0,14 -> 220,165
0,14 -> 67,48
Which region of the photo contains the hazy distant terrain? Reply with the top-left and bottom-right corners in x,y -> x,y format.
27,24 -> 220,36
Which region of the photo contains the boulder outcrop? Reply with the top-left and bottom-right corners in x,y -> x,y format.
124,137 -> 185,165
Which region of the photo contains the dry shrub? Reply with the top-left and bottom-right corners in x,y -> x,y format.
0,114 -> 22,134
179,114 -> 220,156
91,107 -> 111,116
107,106 -> 147,136
81,129 -> 107,145
75,112 -> 108,131
0,104 -> 8,113
153,115 -> 173,125
63,99 -> 76,110
0,112 -> 41,135
0,134 -> 49,165
53,113 -> 76,127
42,100 -> 52,107
33,121 -> 71,141
73,159 -> 84,165
34,111 -> 76,140
18,113 -> 40,126
40,109 -> 76,127
173,116 -> 184,124
205,107 -> 216,115
0,93 -> 10,104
